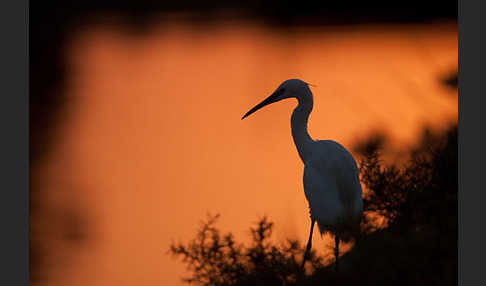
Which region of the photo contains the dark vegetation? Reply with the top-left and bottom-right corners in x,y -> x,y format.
170,124 -> 457,286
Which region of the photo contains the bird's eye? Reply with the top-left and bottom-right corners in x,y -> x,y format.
279,88 -> 286,94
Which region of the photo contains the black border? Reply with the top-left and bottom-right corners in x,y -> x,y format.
458,0 -> 485,285
1,0 -> 28,285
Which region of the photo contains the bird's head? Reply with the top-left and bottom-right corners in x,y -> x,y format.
241,79 -> 313,120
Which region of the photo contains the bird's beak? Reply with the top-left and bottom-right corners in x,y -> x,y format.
241,92 -> 279,120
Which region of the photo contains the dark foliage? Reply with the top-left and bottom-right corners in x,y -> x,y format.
350,124 -> 458,286
442,71 -> 458,89
170,214 -> 324,286
170,124 -> 457,286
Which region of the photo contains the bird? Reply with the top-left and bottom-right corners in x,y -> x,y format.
241,79 -> 363,272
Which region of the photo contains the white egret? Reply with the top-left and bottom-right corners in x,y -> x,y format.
242,79 -> 363,271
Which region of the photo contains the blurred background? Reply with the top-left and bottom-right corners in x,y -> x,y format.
30,1 -> 457,286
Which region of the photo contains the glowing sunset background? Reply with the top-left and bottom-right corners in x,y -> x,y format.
31,9 -> 457,286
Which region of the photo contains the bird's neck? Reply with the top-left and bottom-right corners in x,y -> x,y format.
291,92 -> 314,163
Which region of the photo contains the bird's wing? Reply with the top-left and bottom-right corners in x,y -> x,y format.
333,153 -> 362,214
303,162 -> 344,226
304,141 -> 363,221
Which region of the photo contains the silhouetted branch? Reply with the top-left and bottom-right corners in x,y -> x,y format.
170,214 -> 323,286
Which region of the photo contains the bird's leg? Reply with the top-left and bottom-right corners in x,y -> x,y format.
334,235 -> 340,273
301,218 -> 315,270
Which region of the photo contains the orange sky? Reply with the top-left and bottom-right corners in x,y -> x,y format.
35,19 -> 457,286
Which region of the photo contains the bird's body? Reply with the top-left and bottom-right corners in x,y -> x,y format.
242,79 -> 363,271
302,140 -> 362,240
